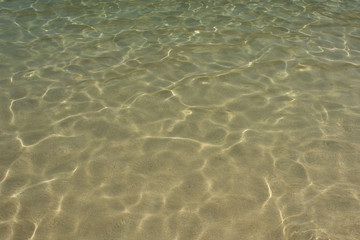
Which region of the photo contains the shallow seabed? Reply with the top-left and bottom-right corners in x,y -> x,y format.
1,0 -> 360,239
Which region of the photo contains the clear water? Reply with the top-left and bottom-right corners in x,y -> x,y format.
1,0 -> 360,239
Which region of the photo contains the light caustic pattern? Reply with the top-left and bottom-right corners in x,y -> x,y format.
0,0 -> 360,239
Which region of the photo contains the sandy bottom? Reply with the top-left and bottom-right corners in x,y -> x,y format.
1,0 -> 360,239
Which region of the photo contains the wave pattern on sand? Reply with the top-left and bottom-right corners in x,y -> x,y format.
0,0 -> 360,239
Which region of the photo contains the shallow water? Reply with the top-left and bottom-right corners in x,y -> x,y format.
1,0 -> 360,239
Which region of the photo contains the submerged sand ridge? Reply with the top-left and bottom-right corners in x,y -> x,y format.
0,0 -> 360,239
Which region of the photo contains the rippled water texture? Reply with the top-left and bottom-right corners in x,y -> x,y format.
1,0 -> 360,239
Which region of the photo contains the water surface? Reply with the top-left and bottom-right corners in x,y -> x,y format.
1,0 -> 360,239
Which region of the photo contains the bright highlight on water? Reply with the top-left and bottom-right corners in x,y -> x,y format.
0,0 -> 360,239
